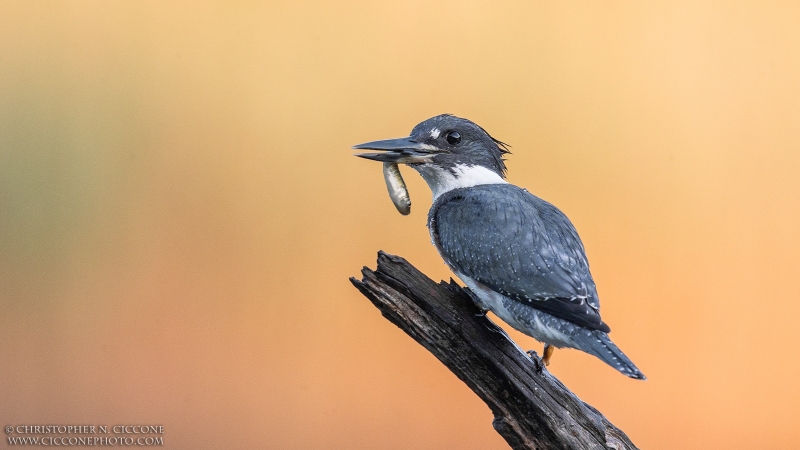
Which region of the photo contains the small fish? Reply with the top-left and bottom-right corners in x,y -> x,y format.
383,162 -> 411,215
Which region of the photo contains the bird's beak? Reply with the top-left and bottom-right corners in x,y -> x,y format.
352,137 -> 445,163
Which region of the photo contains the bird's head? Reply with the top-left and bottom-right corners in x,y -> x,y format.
354,115 -> 511,199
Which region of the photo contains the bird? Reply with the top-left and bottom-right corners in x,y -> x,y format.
353,114 -> 645,379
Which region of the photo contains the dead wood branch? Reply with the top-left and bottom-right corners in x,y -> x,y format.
350,251 -> 638,450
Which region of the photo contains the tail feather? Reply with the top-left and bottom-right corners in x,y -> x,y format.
575,330 -> 646,380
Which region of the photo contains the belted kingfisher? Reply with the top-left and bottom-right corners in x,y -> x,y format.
354,114 -> 645,379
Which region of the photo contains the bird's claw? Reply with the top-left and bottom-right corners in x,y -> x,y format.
527,350 -> 545,374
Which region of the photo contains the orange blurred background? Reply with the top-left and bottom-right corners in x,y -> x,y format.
2,1 -> 799,448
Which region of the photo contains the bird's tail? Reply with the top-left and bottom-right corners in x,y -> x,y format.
575,330 -> 646,380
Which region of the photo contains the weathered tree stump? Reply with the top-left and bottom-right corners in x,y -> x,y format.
350,251 -> 638,450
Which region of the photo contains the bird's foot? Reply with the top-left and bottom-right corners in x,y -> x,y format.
527,350 -> 545,374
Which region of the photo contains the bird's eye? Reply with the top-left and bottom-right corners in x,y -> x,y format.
446,131 -> 461,145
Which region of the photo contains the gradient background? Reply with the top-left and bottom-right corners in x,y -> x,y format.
2,1 -> 799,449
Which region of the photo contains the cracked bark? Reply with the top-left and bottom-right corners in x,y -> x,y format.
350,251 -> 638,450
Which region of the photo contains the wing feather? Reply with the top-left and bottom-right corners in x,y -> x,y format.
429,184 -> 609,332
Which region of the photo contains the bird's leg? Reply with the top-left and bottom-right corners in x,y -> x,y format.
542,344 -> 554,366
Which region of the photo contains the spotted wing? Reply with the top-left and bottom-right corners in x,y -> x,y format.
429,184 -> 609,332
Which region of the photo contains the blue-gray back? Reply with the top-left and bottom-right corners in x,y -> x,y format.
428,184 -> 610,332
